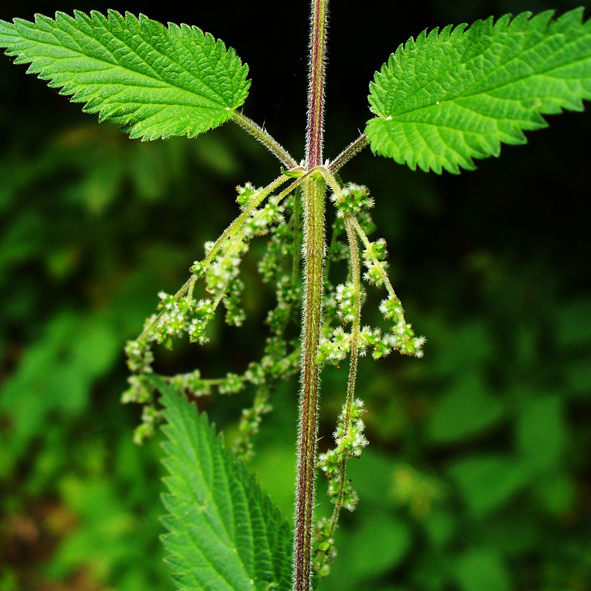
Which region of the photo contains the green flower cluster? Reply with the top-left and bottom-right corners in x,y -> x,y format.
314,399 -> 368,577
120,163 -> 428,583
266,275 -> 299,335
318,180 -> 425,365
362,238 -> 388,286
313,517 -> 337,577
317,326 -> 351,365
318,398 -> 368,509
258,195 -> 298,282
236,181 -> 257,210
123,176 -> 303,449
330,182 -> 374,216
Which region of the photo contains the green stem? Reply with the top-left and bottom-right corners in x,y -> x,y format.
343,216 -> 362,423
232,111 -> 299,169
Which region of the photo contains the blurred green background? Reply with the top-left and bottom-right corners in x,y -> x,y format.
1,0 -> 591,589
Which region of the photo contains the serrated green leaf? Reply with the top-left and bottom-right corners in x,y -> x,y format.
156,377 -> 292,591
367,8 -> 591,173
0,10 -> 250,140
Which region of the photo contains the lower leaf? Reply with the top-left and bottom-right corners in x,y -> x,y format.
156,376 -> 293,591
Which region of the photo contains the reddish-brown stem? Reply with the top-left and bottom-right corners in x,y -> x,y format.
305,0 -> 329,170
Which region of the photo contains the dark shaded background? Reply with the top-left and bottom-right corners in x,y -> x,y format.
1,0 -> 591,590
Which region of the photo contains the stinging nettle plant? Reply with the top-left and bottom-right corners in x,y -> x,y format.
2,2 -> 591,590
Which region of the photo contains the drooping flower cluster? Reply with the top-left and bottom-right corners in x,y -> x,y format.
149,293 -> 216,346
362,237 -> 388,285
236,182 -> 257,210
233,385 -> 273,460
317,285 -> 426,364
312,177 -> 427,578
334,282 -> 359,323
123,176 -> 302,448
316,326 -> 351,366
266,274 -> 299,335
318,182 -> 425,367
317,398 -> 368,509
121,168 -> 427,580
313,398 -> 368,577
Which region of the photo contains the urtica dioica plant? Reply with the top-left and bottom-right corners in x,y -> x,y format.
2,3 -> 591,590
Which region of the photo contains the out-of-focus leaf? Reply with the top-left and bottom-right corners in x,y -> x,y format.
472,514 -> 540,556
448,455 -> 528,517
0,311 -> 120,449
516,395 -> 566,473
555,298 -> 591,348
565,359 -> 591,396
455,549 -> 510,591
533,473 -> 576,515
431,321 -> 494,376
428,373 -> 504,443
423,509 -> 455,548
49,475 -> 163,582
331,511 -> 411,588
347,448 -> 396,506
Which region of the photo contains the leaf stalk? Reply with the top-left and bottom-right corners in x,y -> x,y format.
329,133 -> 369,172
232,111 -> 299,169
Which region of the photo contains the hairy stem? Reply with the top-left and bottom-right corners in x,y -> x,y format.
294,176 -> 326,591
305,0 -> 329,169
294,0 -> 329,588
329,133 -> 369,172
343,217 -> 362,425
232,111 -> 299,169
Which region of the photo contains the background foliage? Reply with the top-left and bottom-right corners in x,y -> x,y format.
1,0 -> 590,590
